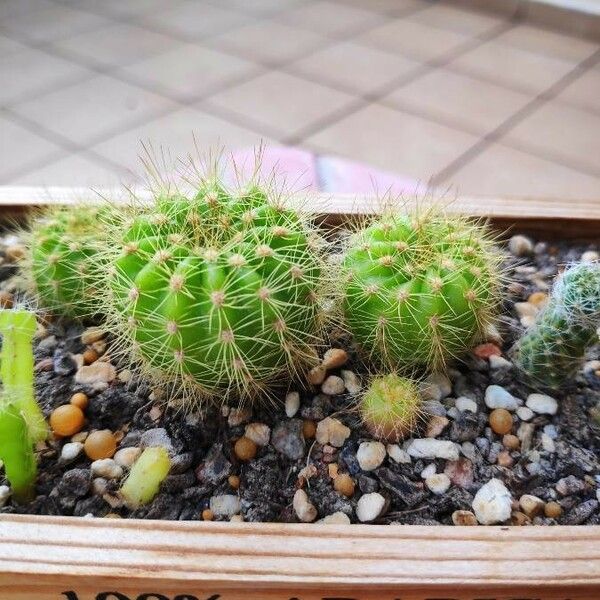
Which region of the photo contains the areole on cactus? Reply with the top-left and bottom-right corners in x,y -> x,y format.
341,206 -> 504,371
99,168 -> 328,404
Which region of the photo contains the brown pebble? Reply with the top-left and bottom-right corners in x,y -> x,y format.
83,348 -> 99,365
0,291 -> 14,308
321,348 -> 348,370
302,419 -> 316,439
544,501 -> 563,519
451,510 -> 478,526
228,475 -> 240,490
528,291 -> 548,307
307,365 -> 327,385
234,436 -> 257,461
70,392 -> 89,410
84,430 -> 117,460
50,404 -> 85,437
104,513 -> 122,519
202,509 -> 214,521
473,343 -> 501,359
333,473 -> 355,497
511,511 -> 530,526
502,434 -> 520,450
497,450 -> 514,468
489,408 -> 513,435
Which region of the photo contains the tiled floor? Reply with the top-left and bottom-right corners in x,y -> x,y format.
0,0 -> 599,199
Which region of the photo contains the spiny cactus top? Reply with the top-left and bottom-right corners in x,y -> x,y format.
342,209 -> 503,371
103,180 -> 327,402
514,262 -> 600,389
29,204 -> 105,319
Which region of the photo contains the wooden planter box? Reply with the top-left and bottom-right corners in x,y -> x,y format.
0,187 -> 599,600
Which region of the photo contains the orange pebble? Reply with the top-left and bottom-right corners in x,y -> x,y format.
50,404 -> 85,437
234,436 -> 257,461
473,343 -> 502,359
84,429 -> 117,460
70,392 -> 89,410
202,509 -> 214,521
0,291 -> 14,308
82,348 -> 99,365
228,475 -> 240,490
489,408 -> 513,435
333,473 -> 355,497
302,419 -> 316,439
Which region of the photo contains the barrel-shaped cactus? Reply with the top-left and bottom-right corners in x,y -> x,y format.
342,209 -> 503,371
28,204 -> 105,318
102,178 -> 327,403
514,262 -> 600,388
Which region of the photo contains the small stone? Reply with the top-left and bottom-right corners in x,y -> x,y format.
321,375 -> 345,396
356,441 -> 386,471
341,369 -> 361,394
489,408 -> 513,435
356,492 -> 386,522
422,400 -> 447,417
81,327 -> 105,344
285,391 -> 300,417
210,494 -> 241,518
515,302 -> 538,319
321,348 -> 348,370
315,416 -> 350,448
582,250 -> 599,263
455,397 -> 477,413
318,511 -> 351,525
563,500 -> 598,525
60,441 -> 84,463
140,428 -> 173,453
517,406 -> 534,421
420,372 -> 452,401
519,494 -> 545,518
509,234 -> 534,256
444,458 -> 474,488
118,369 -> 132,384
526,393 -> 558,415
114,446 -> 142,468
497,450 -> 513,468
307,364 -> 327,385
244,423 -> 271,447
544,501 -> 563,519
502,434 -> 520,450
293,489 -> 317,522
489,355 -> 512,370
227,407 -> 252,427
426,473 -> 451,495
75,362 -> 116,385
386,444 -> 410,464
234,436 -> 257,461
196,444 -> 231,484
452,509 -> 477,526
0,485 -> 11,508
91,477 -> 108,495
556,475 -> 585,496
91,458 -> 123,480
272,419 -> 305,460
520,315 -> 536,328
407,438 -> 460,461
485,385 -> 519,411
528,291 -> 548,307
541,433 -> 556,453
333,473 -> 355,497
473,343 -> 501,359
472,478 -> 513,525
420,463 -> 436,479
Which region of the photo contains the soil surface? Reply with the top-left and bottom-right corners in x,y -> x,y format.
1,234 -> 599,525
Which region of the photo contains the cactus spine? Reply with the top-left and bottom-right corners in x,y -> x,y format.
342,208 -> 503,371
514,262 -> 600,389
101,173 -> 327,403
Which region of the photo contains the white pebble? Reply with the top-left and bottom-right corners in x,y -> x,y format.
516,406 -> 534,421
81,327 -> 105,344
229,514 -> 244,522
485,385 -> 519,411
315,417 -> 350,447
387,444 -> 411,464
356,492 -> 386,522
526,393 -> 558,415
582,250 -> 599,263
420,463 -> 436,479
91,459 -> 123,480
60,441 -> 84,462
520,315 -> 536,328
0,485 -> 11,508
321,375 -> 345,395
489,355 -> 512,370
318,511 -> 351,525
509,234 -> 533,257
210,494 -> 241,517
543,424 -> 558,439
285,391 -> 300,417
541,433 -> 556,453
472,478 -> 512,525
420,372 -> 452,402
341,369 -> 362,394
356,441 -> 386,471
407,438 -> 460,461
514,302 -> 537,319
426,473 -> 451,495
455,397 -> 477,413
293,489 -> 317,522
228,407 -> 252,427
114,447 -> 142,468
244,422 -> 271,446
91,477 -> 108,496
75,362 -> 116,385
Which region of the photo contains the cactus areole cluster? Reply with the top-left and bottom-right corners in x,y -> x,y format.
102,182 -> 326,401
342,209 -> 503,371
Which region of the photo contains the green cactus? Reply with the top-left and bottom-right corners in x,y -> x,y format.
360,373 -> 423,442
342,208 -> 503,371
514,262 -> 600,389
27,204 -> 107,319
101,176 -> 327,403
120,446 -> 171,508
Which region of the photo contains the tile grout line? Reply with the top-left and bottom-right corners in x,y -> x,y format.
430,46 -> 600,186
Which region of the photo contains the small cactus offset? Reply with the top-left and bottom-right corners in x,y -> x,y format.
101,171 -> 328,403
514,262 -> 600,389
342,207 -> 504,371
27,204 -> 107,319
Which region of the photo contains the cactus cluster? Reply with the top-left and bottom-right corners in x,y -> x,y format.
341,208 -> 503,371
28,204 -> 107,319
514,262 -> 600,389
99,177 -> 328,402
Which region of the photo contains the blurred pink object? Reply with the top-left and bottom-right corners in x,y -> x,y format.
317,154 -> 423,195
226,146 -> 319,190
